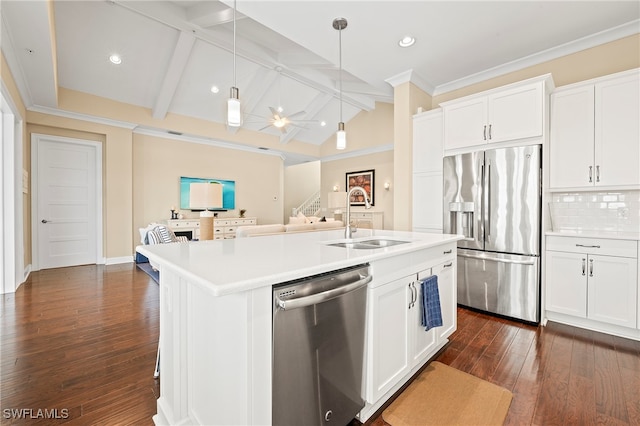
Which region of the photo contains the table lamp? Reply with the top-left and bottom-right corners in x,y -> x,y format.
190,182 -> 223,240
328,191 -> 347,222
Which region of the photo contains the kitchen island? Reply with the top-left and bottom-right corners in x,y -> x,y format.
137,228 -> 462,425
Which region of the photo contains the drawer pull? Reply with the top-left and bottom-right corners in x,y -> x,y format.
575,244 -> 600,249
443,262 -> 453,268
443,249 -> 452,254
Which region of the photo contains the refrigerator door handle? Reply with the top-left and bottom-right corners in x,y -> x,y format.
458,252 -> 536,266
485,160 -> 491,244
480,161 -> 485,244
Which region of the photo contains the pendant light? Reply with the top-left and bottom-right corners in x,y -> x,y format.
227,0 -> 241,127
333,17 -> 347,150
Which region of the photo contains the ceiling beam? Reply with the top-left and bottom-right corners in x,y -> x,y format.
185,2 -> 236,29
113,1 -> 375,112
152,30 -> 196,119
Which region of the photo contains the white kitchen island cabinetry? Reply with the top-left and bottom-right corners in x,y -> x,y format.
545,235 -> 639,339
137,229 -> 462,426
362,244 -> 456,420
549,69 -> 640,190
441,74 -> 553,152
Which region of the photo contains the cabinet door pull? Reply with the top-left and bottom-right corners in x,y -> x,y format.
488,124 -> 492,140
483,125 -> 487,141
443,262 -> 453,268
408,283 -> 416,309
443,249 -> 452,254
589,259 -> 594,277
588,166 -> 593,183
581,258 -> 586,276
576,244 -> 600,249
596,165 -> 600,183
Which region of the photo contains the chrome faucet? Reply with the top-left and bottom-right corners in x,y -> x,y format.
345,186 -> 371,239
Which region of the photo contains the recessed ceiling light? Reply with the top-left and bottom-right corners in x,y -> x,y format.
398,36 -> 416,48
109,54 -> 122,65
210,85 -> 220,94
320,121 -> 326,127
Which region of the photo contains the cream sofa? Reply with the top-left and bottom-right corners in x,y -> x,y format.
236,218 -> 344,238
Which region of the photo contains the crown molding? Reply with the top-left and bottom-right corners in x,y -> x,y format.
28,105 -> 138,129
321,143 -> 394,163
385,70 -> 435,95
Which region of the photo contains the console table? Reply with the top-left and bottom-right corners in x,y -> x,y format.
164,217 -> 257,240
349,211 -> 384,229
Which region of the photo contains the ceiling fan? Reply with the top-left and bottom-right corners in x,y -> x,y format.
254,106 -> 320,134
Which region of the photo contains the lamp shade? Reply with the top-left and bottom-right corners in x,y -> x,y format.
328,192 -> 347,209
189,183 -> 223,210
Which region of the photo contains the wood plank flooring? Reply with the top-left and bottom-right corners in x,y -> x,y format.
2,264 -> 639,425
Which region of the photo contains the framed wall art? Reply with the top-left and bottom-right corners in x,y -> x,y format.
346,169 -> 374,206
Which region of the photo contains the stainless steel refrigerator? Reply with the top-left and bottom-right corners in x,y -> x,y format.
443,145 -> 541,323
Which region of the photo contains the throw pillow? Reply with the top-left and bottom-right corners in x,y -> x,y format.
147,230 -> 163,245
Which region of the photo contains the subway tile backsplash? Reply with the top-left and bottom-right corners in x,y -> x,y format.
549,191 -> 640,233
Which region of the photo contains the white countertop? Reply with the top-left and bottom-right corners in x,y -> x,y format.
137,229 -> 462,296
546,230 -> 640,241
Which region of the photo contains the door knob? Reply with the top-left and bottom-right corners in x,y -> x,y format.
41,219 -> 50,223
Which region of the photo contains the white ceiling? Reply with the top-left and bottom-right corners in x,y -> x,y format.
2,1 -> 639,153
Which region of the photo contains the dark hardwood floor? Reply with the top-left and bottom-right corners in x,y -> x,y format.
2,264 -> 639,425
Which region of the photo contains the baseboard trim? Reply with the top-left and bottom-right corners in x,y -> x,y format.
105,256 -> 134,265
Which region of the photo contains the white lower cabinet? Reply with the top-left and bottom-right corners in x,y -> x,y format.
365,254 -> 456,407
545,236 -> 638,332
367,274 -> 412,403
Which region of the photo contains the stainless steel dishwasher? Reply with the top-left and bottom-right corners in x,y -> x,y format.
272,264 -> 371,426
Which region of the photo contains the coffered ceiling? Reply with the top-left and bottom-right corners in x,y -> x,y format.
2,1 -> 638,152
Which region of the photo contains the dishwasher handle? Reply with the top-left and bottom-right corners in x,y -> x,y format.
276,275 -> 372,310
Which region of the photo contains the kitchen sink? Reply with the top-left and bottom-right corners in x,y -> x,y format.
326,237 -> 411,250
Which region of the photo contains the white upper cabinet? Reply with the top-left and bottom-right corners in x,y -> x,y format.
549,69 -> 640,190
442,97 -> 487,150
442,75 -> 552,151
595,73 -> 640,187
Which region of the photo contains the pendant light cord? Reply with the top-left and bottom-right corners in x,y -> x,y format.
233,0 -> 237,88
339,24 -> 343,122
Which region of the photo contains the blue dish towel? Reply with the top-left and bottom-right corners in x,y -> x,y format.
421,275 -> 443,331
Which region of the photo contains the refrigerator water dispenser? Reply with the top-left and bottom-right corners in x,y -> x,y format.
448,202 -> 475,239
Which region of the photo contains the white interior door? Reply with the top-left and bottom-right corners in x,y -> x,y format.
34,135 -> 101,270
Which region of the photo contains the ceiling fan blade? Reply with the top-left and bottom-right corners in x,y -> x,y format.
268,106 -> 280,118
289,123 -> 310,129
258,125 -> 272,131
279,127 -> 288,134
287,110 -> 307,119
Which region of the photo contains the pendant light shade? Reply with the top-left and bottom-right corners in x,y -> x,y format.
227,87 -> 241,127
227,0 -> 241,127
333,17 -> 347,150
336,122 -> 346,150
